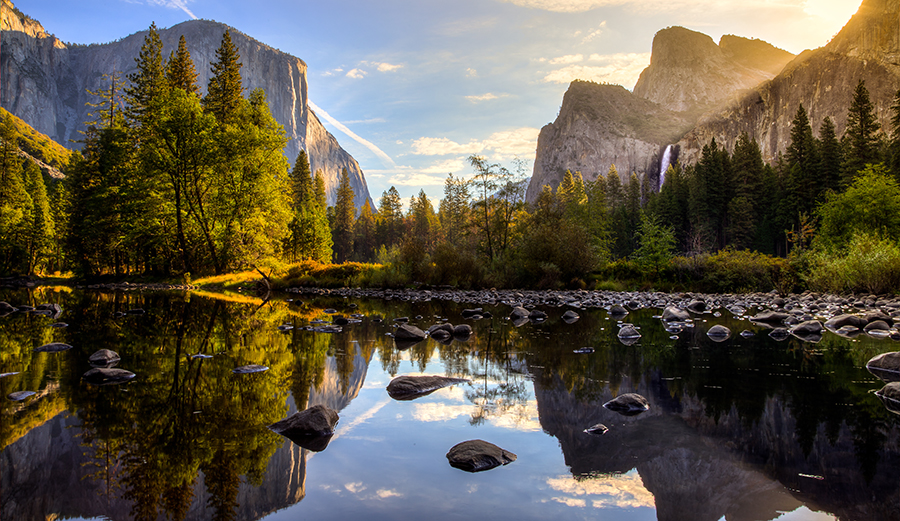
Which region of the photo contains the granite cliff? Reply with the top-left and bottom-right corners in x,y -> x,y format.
0,1 -> 373,209
528,28 -> 793,200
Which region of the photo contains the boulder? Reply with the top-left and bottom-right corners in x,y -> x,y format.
88,349 -> 120,366
687,300 -> 707,313
528,310 -> 548,321
583,423 -> 608,435
428,323 -> 454,336
452,324 -> 473,340
864,320 -> 891,332
706,325 -> 731,341
875,382 -> 900,415
608,304 -> 629,316
865,311 -> 894,326
34,342 -> 73,353
82,367 -> 136,385
562,310 -> 580,323
603,393 -> 650,416
446,440 -> 517,472
769,327 -> 790,340
8,390 -> 35,401
867,352 -> 900,382
824,314 -> 867,330
749,311 -> 789,325
791,320 -> 824,335
661,306 -> 690,322
386,375 -> 469,400
35,303 -> 62,318
617,325 -> 641,339
461,308 -> 483,318
509,307 -> 529,320
394,324 -> 427,341
268,405 -> 340,451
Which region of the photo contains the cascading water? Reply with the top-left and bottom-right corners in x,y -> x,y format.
659,144 -> 674,190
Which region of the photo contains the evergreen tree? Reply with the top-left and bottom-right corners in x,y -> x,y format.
439,173 -> 470,246
377,186 -> 403,248
166,35 -> 200,96
728,133 -> 765,249
818,116 -> 843,194
633,212 -> 675,280
125,22 -> 167,129
0,116 -> 30,273
22,161 -> 54,275
204,30 -> 244,124
331,168 -> 355,262
843,79 -> 882,184
786,104 -> 821,220
605,165 -> 623,208
889,89 -> 900,181
689,138 -> 731,250
353,199 -> 376,261
651,162 -> 690,252
314,170 -> 328,209
287,151 -> 331,262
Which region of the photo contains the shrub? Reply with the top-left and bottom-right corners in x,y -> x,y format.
807,233 -> 900,294
670,249 -> 787,293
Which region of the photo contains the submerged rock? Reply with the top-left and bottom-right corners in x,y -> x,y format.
825,314 -> 866,330
452,324 -> 473,340
89,349 -> 120,367
768,328 -> 790,341
386,375 -> 469,400
875,382 -> 900,415
34,342 -> 73,353
573,347 -> 594,354
446,440 -> 517,472
8,390 -> 35,401
82,367 -> 136,386
603,393 -> 650,416
509,307 -> 530,320
583,423 -> 608,435
232,364 -> 269,374
269,404 -> 339,451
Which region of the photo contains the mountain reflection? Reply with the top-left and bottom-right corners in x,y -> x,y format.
2,289 -> 900,521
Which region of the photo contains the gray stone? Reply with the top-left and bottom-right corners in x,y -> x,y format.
232,364 -> 269,374
269,405 -> 340,451
387,375 -> 469,400
446,440 -> 517,472
603,393 -> 650,416
706,324 -> 731,341
661,306 -> 690,322
82,367 -> 136,385
34,342 -> 73,353
394,324 -> 427,341
88,349 -> 120,366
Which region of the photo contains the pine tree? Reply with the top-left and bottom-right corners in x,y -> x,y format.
0,116 -> 30,273
377,186 -> 403,248
314,170 -> 328,209
290,150 -> 314,208
843,79 -> 882,183
288,152 -> 331,262
23,161 -> 53,274
125,22 -> 167,128
204,30 -> 244,124
439,173 -> 470,246
728,133 -> 764,249
889,89 -> 900,181
786,104 -> 820,218
331,168 -> 355,262
353,199 -> 376,261
818,116 -> 843,194
166,35 -> 199,96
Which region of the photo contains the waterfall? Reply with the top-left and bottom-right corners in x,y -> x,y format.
659,145 -> 674,190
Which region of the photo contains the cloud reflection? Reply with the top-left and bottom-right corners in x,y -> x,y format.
546,471 -> 656,509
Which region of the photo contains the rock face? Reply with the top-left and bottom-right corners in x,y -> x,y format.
527,81 -> 692,201
633,27 -> 791,114
0,2 -> 373,209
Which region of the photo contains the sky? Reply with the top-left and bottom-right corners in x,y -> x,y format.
12,0 -> 863,206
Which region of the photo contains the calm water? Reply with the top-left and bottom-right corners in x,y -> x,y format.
1,288 -> 899,521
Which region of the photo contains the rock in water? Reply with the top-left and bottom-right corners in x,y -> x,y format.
269,405 -> 340,451
89,349 -> 120,367
584,423 -> 608,435
867,352 -> 900,382
603,393 -> 650,416
34,342 -> 73,353
452,324 -> 473,340
232,364 -> 269,374
446,440 -> 517,472
562,310 -> 580,323
876,382 -> 900,415
8,390 -> 36,401
394,324 -> 427,341
82,368 -> 136,386
387,375 -> 469,400
617,325 -> 641,339
706,324 -> 731,341
661,306 -> 690,322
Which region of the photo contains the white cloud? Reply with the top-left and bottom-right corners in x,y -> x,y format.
377,62 -> 404,72
345,482 -> 366,494
411,127 -> 540,160
549,54 -> 584,65
551,497 -> 587,507
148,0 -> 197,19
308,101 -> 396,168
377,489 -> 403,499
322,68 -> 344,77
465,93 -> 507,102
546,472 -> 656,509
346,68 -> 367,79
388,172 -> 450,187
466,68 -> 478,77
543,52 -> 650,88
581,21 -> 607,43
344,118 -> 386,124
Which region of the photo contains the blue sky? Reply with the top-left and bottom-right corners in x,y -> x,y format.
13,0 -> 862,205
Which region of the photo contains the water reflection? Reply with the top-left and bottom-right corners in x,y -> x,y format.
1,289 -> 899,521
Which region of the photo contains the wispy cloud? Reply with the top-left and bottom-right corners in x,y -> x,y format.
549,54 -> 584,65
322,68 -> 344,77
344,117 -> 386,124
581,21 -> 607,43
466,68 -> 478,77
346,68 -> 367,79
365,61 -> 404,73
309,101 -> 396,168
465,93 -> 509,102
147,0 -> 197,19
543,52 -> 650,88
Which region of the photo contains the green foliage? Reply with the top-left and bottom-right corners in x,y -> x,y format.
842,79 -> 882,184
0,108 -> 71,170
808,233 -> 900,294
816,164 -> 900,250
331,168 -> 356,263
633,212 -> 675,280
203,30 -> 244,124
288,151 -> 332,263
670,249 -> 787,293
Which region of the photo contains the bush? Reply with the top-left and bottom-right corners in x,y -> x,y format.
807,233 -> 900,294
670,249 -> 788,293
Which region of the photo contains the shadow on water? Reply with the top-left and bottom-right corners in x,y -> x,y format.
1,288 -> 898,520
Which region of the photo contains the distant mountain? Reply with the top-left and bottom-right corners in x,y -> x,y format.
528,26 -> 794,200
0,0 -> 374,209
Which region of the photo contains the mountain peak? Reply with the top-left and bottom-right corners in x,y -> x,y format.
827,0 -> 900,73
